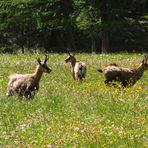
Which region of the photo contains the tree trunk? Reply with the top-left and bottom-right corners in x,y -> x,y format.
101,31 -> 109,53
67,27 -> 76,50
90,24 -> 96,53
100,0 -> 110,53
90,31 -> 96,53
21,45 -> 25,54
61,0 -> 76,50
91,35 -> 96,53
20,28 -> 25,54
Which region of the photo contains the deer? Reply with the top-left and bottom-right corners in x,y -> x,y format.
65,52 -> 86,80
6,55 -> 52,98
97,55 -> 148,87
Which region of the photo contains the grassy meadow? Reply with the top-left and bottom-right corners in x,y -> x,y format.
0,53 -> 147,147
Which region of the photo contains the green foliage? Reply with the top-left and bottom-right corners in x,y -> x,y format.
0,0 -> 148,52
0,53 -> 147,147
75,7 -> 101,31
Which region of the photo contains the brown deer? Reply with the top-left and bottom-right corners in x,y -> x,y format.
65,53 -> 86,80
6,55 -> 52,98
98,55 -> 148,87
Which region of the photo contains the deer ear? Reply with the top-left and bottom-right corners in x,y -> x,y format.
68,52 -> 75,56
71,52 -> 75,56
67,48 -> 74,56
37,58 -> 41,65
44,54 -> 48,63
145,55 -> 148,64
142,55 -> 147,64
142,59 -> 144,64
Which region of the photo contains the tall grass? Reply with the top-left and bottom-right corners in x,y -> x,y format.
0,53 -> 147,147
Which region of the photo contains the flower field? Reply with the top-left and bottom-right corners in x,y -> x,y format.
0,53 -> 147,147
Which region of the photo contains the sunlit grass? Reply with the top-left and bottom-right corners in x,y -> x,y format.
0,53 -> 147,147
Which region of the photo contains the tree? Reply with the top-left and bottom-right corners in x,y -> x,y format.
99,0 -> 110,53
75,0 -> 100,52
0,0 -> 147,53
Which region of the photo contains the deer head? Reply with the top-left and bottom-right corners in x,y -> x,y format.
141,55 -> 148,70
37,55 -> 52,73
65,52 -> 76,63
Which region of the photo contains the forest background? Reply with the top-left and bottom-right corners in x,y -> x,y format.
0,0 -> 148,53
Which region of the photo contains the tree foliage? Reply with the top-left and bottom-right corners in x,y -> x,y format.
0,0 -> 148,53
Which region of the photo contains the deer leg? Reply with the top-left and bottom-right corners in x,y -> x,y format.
104,79 -> 118,87
24,91 -> 31,98
6,88 -> 14,97
24,90 -> 35,99
104,79 -> 112,84
122,81 -> 129,87
78,77 -> 83,82
6,81 -> 15,97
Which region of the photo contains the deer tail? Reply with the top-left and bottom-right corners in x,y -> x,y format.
97,69 -> 103,73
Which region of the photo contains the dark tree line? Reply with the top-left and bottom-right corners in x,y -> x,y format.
0,0 -> 148,53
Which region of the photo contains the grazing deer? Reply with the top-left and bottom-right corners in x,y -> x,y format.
65,53 -> 86,80
6,55 -> 52,98
98,55 -> 148,87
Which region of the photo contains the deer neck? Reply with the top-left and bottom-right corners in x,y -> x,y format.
33,65 -> 43,84
70,58 -> 77,79
71,58 -> 77,68
133,64 -> 145,80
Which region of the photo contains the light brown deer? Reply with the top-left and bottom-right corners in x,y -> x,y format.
65,53 -> 86,80
6,55 -> 52,98
98,55 -> 148,87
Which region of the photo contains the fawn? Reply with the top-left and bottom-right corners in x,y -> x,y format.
6,55 -> 52,98
65,53 -> 86,80
98,55 -> 148,87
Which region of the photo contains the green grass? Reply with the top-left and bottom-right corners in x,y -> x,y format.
0,53 -> 147,147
